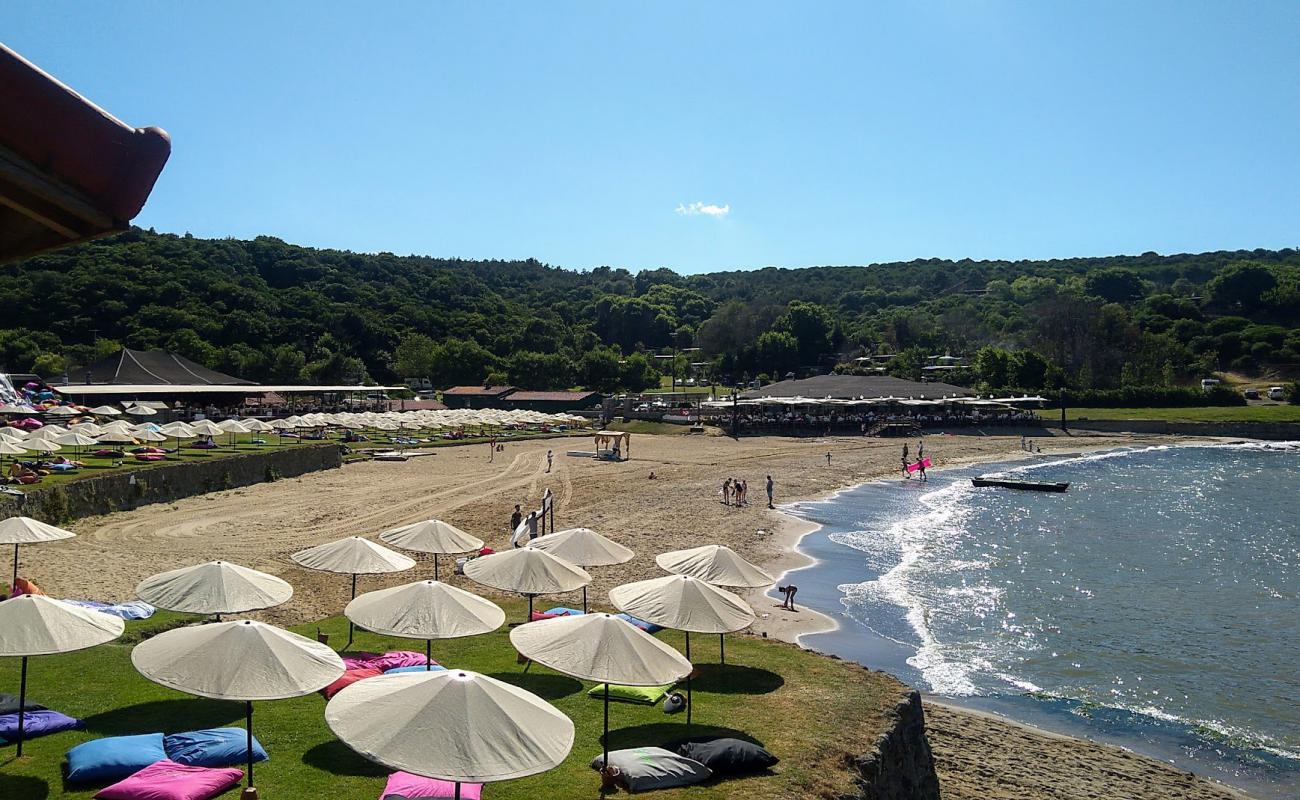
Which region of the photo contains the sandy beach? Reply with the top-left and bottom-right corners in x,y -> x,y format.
37,428 -> 1259,800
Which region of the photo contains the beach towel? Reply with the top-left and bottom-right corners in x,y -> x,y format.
63,599 -> 157,620
381,770 -> 482,799
164,727 -> 267,768
93,759 -> 243,800
0,709 -> 83,743
66,733 -> 168,783
905,457 -> 932,473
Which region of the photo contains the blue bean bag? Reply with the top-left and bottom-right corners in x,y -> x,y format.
614,613 -> 664,634
0,710 -> 82,743
543,607 -> 585,616
66,732 -> 167,783
384,665 -> 447,674
164,727 -> 267,768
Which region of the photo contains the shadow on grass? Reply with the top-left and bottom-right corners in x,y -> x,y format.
0,774 -> 49,799
301,739 -> 388,777
603,722 -> 763,752
81,698 -> 243,735
486,671 -> 584,700
692,664 -> 784,695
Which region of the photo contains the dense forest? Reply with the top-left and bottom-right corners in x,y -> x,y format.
2,228 -> 1299,395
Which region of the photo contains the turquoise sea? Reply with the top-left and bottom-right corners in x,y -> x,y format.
778,442 -> 1299,799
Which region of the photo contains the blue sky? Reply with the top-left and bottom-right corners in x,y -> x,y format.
7,2 -> 1300,273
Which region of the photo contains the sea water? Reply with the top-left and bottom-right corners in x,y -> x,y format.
782,442 -> 1299,798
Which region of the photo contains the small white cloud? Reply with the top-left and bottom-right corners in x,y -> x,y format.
675,201 -> 730,218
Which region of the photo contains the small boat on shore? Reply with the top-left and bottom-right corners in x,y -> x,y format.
972,476 -> 1069,492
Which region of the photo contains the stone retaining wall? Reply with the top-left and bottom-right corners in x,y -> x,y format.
0,444 -> 343,524
843,689 -> 942,800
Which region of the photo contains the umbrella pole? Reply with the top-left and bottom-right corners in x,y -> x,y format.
685,632 -> 692,726
11,543 -> 18,592
344,573 -> 358,651
434,554 -> 439,582
16,655 -> 27,756
603,681 -> 610,768
720,633 -> 725,665
245,700 -> 255,787
583,585 -> 588,614
455,782 -> 461,800
426,639 -> 432,671
528,594 -> 534,623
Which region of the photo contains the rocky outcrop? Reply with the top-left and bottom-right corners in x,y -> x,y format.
0,443 -> 343,523
843,690 -> 942,800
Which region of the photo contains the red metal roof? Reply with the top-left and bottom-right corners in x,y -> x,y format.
442,385 -> 515,396
0,43 -> 171,262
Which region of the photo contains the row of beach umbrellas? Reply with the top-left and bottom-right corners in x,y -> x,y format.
0,515 -> 775,793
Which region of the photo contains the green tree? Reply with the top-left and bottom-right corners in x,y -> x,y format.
267,345 -> 307,383
620,353 -> 661,393
392,333 -> 440,380
755,330 -> 799,377
1083,268 -> 1146,303
972,347 -> 1011,390
430,338 -> 498,387
578,347 -> 623,393
1206,262 -> 1277,311
774,301 -> 836,363
507,351 -> 574,390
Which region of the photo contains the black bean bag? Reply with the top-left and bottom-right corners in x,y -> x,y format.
0,693 -> 45,715
676,738 -> 778,775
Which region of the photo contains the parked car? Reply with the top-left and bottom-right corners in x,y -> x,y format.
1243,388 -> 1260,400
1268,386 -> 1286,401
1200,378 -> 1221,390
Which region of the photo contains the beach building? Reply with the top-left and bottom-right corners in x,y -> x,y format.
740,374 -> 973,401
441,385 -> 516,409
500,390 -> 602,413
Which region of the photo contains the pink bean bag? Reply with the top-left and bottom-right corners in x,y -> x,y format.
369,651 -> 435,672
341,652 -> 382,670
94,759 -> 242,800
134,454 -> 166,462
322,668 -> 383,699
381,771 -> 482,800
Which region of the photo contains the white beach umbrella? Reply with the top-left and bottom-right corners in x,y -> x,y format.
188,419 -> 224,437
511,613 -> 691,766
0,595 -> 123,755
325,670 -> 574,798
216,418 -> 249,447
22,438 -> 60,454
88,405 -> 121,416
29,425 -> 67,440
379,519 -> 485,580
68,422 -> 103,436
51,431 -> 97,457
43,406 -> 76,417
346,580 -> 504,668
133,428 -> 168,443
132,619 -> 344,792
0,516 -> 76,590
463,549 -> 591,623
95,431 -> 136,445
0,427 -> 27,440
527,527 -> 633,612
610,574 -> 756,722
124,404 -> 157,416
136,560 -> 294,617
0,404 -> 33,415
655,544 -> 775,589
0,439 -> 25,461
291,537 -> 415,649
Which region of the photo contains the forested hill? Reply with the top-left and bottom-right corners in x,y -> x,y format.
3,228 -> 1298,393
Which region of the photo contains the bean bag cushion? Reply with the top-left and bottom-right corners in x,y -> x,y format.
134,454 -> 166,462
543,607 -> 585,616
66,733 -> 168,783
0,694 -> 45,715
13,576 -> 45,596
676,738 -> 778,775
588,747 -> 712,792
322,668 -> 383,699
49,462 -> 77,471
529,611 -> 561,622
613,613 -> 662,634
381,770 -> 483,799
368,651 -> 434,672
587,683 -> 674,705
341,652 -> 382,670
164,728 -> 267,768
384,665 -> 447,674
93,449 -> 126,458
94,759 -> 243,800
0,709 -> 82,743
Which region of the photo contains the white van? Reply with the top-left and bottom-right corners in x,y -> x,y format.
1200,378 -> 1220,390
1268,386 -> 1286,401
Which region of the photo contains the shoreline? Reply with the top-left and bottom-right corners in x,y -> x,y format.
751,433 -> 1284,800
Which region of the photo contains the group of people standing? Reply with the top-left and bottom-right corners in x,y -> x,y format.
902,440 -> 927,481
721,475 -> 777,509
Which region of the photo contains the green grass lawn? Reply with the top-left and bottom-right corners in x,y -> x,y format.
0,599 -> 899,799
1066,405 -> 1300,423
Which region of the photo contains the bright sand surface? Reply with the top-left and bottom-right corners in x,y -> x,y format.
40,429 -> 1256,800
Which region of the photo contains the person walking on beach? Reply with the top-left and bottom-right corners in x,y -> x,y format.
488,438 -> 495,463
722,478 -> 732,506
526,510 -> 539,541
546,449 -> 553,473
766,475 -> 775,509
510,504 -> 522,546
739,479 -> 748,506
902,442 -> 911,479
916,440 -> 927,482
825,450 -> 832,466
